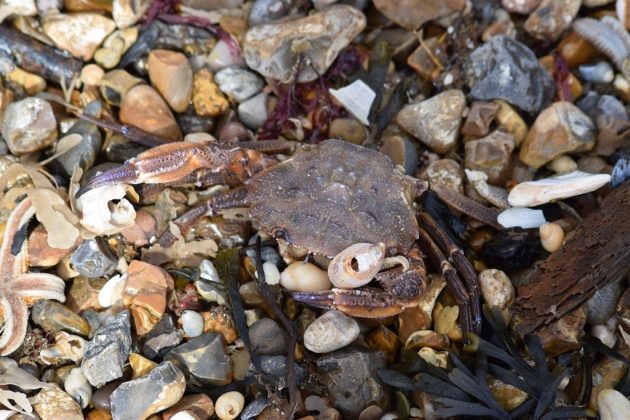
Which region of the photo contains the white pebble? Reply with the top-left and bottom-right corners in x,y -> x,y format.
256,261 -> 280,285
199,259 -> 220,282
478,269 -> 514,309
280,261 -> 332,292
181,310 -> 204,338
546,155 -> 577,174
304,310 -> 359,353
98,274 -> 127,308
598,389 -> 630,420
215,391 -> 244,420
208,40 -> 243,71
497,207 -> 546,229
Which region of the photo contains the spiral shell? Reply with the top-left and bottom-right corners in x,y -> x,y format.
64,367 -> 92,409
539,222 -> 565,253
327,242 -> 386,289
215,391 -> 244,420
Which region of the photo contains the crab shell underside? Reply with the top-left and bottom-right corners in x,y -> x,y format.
245,139 -> 420,257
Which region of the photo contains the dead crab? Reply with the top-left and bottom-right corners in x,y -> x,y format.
78,138 -> 500,334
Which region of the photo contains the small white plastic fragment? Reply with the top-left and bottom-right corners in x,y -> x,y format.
497,207 -> 547,229
329,79 -> 376,126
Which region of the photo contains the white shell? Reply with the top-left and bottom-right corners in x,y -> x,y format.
181,310 -> 204,338
507,171 -> 611,207
329,79 -> 376,126
39,332 -> 86,365
497,207 -> 547,229
539,222 -> 565,253
77,184 -> 136,235
215,391 -> 244,420
98,274 -> 127,308
327,243 -> 385,289
199,259 -> 220,282
64,367 -> 92,409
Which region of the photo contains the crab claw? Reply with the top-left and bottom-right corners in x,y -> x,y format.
288,246 -> 426,318
76,163 -> 138,197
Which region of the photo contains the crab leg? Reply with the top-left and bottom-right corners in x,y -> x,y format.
288,245 -> 427,318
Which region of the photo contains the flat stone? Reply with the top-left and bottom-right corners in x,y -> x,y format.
396,89 -> 465,153
166,332 -> 232,386
243,5 -> 366,82
524,0 -> 581,41
81,310 -> 132,387
461,101 -> 501,138
120,84 -> 182,141
148,49 -> 193,113
215,66 -> 264,103
33,384 -> 83,420
31,300 -> 91,337
42,13 -> 116,60
464,35 -> 555,114
142,315 -> 183,360
465,130 -> 515,185
304,310 -> 360,353
71,238 -> 118,279
110,361 -> 186,420
248,318 -> 288,356
1,97 -> 57,155
317,348 -> 389,418
373,0 -> 464,30
28,225 -> 81,268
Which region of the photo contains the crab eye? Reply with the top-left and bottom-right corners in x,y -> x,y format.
272,228 -> 287,240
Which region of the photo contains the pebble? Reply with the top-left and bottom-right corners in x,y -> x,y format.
100,69 -> 143,106
81,310 -> 132,387
461,101 -> 500,138
31,300 -> 91,337
478,269 -> 514,311
215,391 -> 245,420
122,260 -> 173,335
42,13 -> 116,60
494,100 -> 528,146
365,326 -> 399,364
329,79 -> 376,126
142,315 -> 184,359
148,49 -> 193,113
120,84 -> 183,140
248,318 -> 288,356
52,121 -> 102,178
32,384 -> 83,420
181,310 -> 205,338
404,330 -> 449,352
508,171 -> 611,207
464,35 -> 555,114
398,274 -> 446,341
238,92 -> 269,130
558,31 -> 600,69
579,62 -> 615,84
215,66 -> 264,103
120,210 -> 157,247
243,5 -> 366,82
1,97 -> 57,155
63,367 -> 91,409
6,67 -> 46,95
587,277 -> 624,324
501,0 -> 541,14
497,207 -> 546,229
330,118 -> 367,145
67,277 -> 106,312
418,347 -> 449,368
379,135 -> 418,175
71,238 -> 118,279
373,0 -> 464,30
537,308 -> 586,356
524,0 -> 581,41
519,102 -> 595,168
598,389 -> 630,420
201,306 -> 238,344
166,332 -> 232,386
480,228 -> 542,272
422,159 -> 464,193
110,361 -> 186,420
259,355 -> 307,388
539,222 -> 565,253
407,37 -> 447,81
547,155 -> 578,174
112,0 -> 151,29
317,348 -> 388,418
163,394 -> 215,420
280,261 -> 332,292
90,380 -> 121,413
248,0 -> 296,27
208,39 -> 244,70
28,225 -> 80,268
303,310 -> 360,353
396,89 -> 466,154
464,130 -> 515,185
94,26 -> 139,69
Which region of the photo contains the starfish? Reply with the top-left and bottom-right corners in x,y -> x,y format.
0,197 -> 66,356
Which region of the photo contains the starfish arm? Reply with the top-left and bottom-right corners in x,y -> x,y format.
0,291 -> 29,356
13,273 -> 66,304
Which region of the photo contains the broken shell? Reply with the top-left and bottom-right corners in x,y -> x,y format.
39,332 -> 87,365
539,222 -> 565,253
327,242 -> 386,289
215,391 -> 244,420
329,79 -> 376,126
77,184 -> 137,235
64,367 -> 91,409
98,273 -> 127,308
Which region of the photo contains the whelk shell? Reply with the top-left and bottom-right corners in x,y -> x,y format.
327,242 -> 386,289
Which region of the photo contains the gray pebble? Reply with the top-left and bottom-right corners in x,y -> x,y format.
249,318 -> 288,356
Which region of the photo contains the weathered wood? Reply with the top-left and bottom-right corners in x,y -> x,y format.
510,181 -> 630,335
0,25 -> 82,85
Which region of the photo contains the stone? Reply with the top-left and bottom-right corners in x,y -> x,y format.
181,310 -> 205,338
488,377 -> 529,412
112,0 -> 151,28
259,355 -> 307,387
494,100 -> 528,146
243,5 -> 366,82
248,0 -> 297,26
579,62 -> 615,84
166,332 -> 232,386
398,274 -> 446,342
129,352 -> 157,379
163,394 -> 215,420
507,171 -> 611,207
94,26 -> 139,69
520,102 -> 595,168
407,37 -> 447,81
249,318 -> 288,356
599,389 -> 630,420
461,101 -> 501,138
396,90 -> 465,154
71,238 -> 118,279
524,0 -> 581,41
317,348 -> 389,418
465,130 -> 515,185
181,0 -> 243,9
100,69 -> 143,106
330,118 -> 367,145
537,307 -> 586,357
201,306 -> 238,344
51,121 -> 102,178
215,66 -> 264,103
238,92 -> 269,130
31,300 -> 91,337
42,13 -> 116,60
558,31 -> 600,69
464,36 -> 555,114
587,277 -> 624,325
81,310 -> 132,387
379,135 -> 418,175
33,384 -> 83,420
304,310 -> 360,353
6,67 -> 46,95
373,0 -> 464,30
208,40 -> 244,70
120,211 -> 157,247
280,261 -> 332,292
142,315 -> 184,359
1,97 -> 57,155
90,380 -> 121,413
365,327 -> 400,364
120,84 -> 182,140
28,225 -> 80,268
478,269 -> 514,310
67,277 -> 106,312
404,330 -> 450,352
148,49 -> 193,113
110,361 -> 186,420
422,159 -> 464,193
501,0 -> 541,14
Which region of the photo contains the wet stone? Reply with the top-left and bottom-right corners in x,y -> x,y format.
259,355 -> 306,388
1,97 -> 57,155
51,121 -> 102,178
110,361 -> 186,420
373,0 -> 464,31
407,37 -> 447,81
71,238 -> 117,279
81,310 -> 132,387
304,310 -> 360,353
42,13 -> 116,60
524,0 -> 581,41
480,228 -> 543,273
248,0 -> 296,27
248,318 -> 288,356
142,315 -> 183,360
215,66 -> 264,103
31,300 -> 91,337
464,35 -> 555,114
166,332 -> 232,386
120,84 -> 182,141
396,89 -> 466,154
464,130 -> 515,185
587,277 -> 624,325
91,380 -> 122,413
461,101 -> 501,138
238,92 -> 269,130
148,49 -> 193,113
379,135 -> 418,175
537,307 -> 586,357
317,347 -> 389,418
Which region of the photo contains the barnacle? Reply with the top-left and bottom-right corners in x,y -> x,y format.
327,242 -> 386,289
573,17 -> 630,79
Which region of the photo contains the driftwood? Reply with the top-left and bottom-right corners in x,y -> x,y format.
510,181 -> 630,335
0,25 -> 82,85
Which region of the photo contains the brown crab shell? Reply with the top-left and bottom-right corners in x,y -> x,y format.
245,139 -> 419,257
